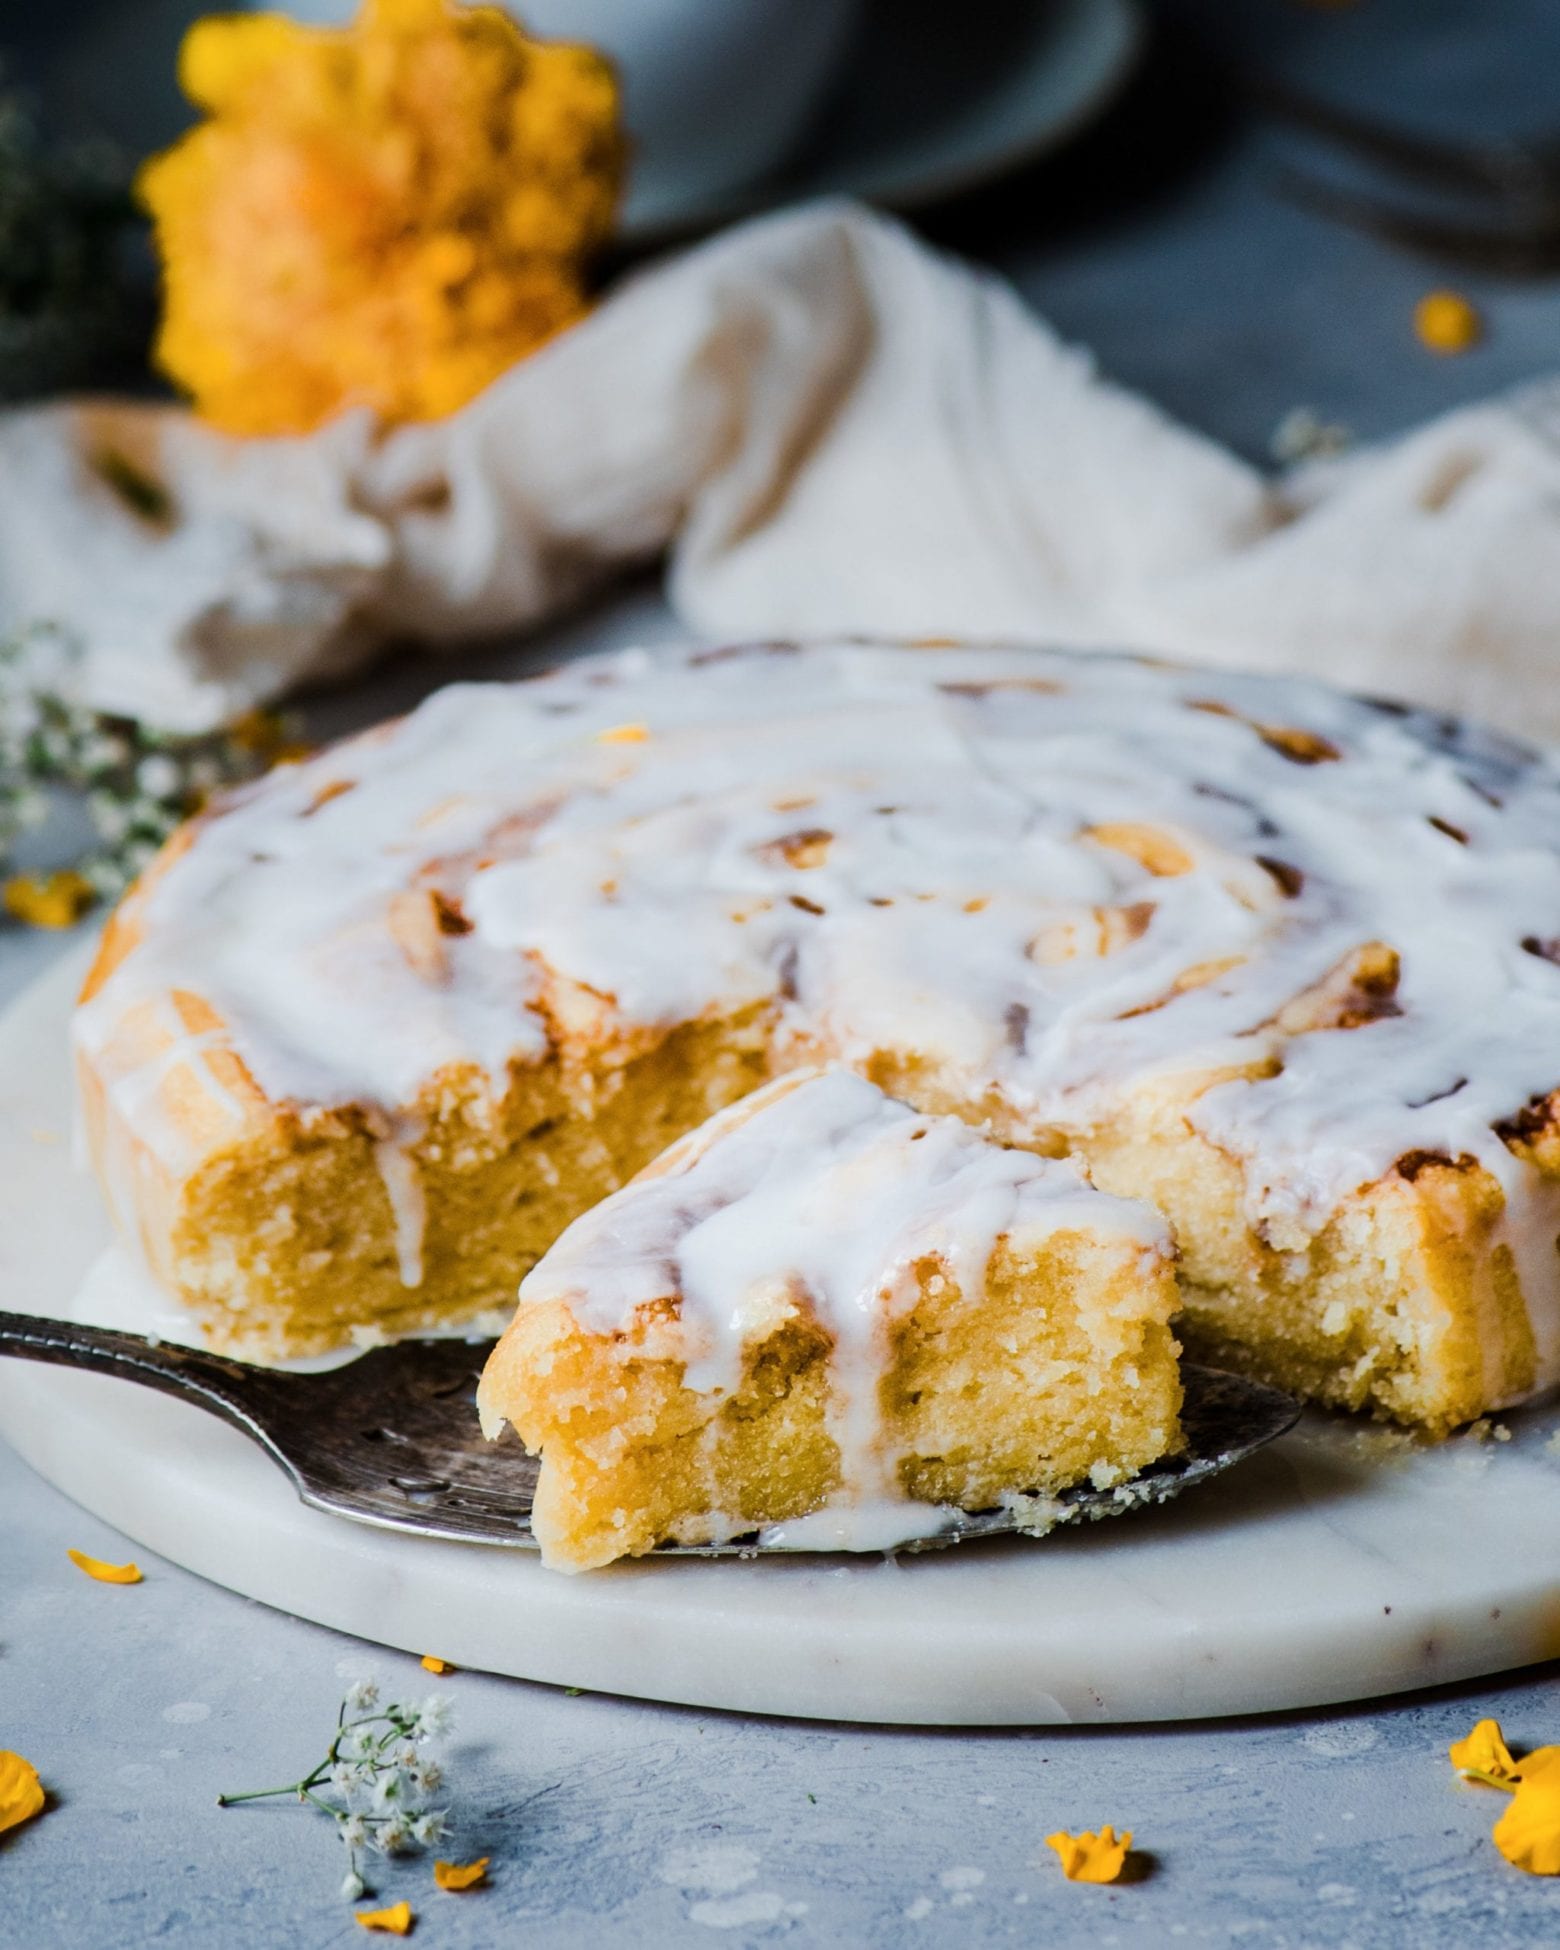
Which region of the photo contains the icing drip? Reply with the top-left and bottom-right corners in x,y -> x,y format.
517,1067 -> 1167,1532
371,1122 -> 426,1288
73,639 -> 1560,1394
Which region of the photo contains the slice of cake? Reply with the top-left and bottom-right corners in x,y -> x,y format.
475,1068 -> 1182,1571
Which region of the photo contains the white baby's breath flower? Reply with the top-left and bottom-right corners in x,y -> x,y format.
9,785 -> 46,829
344,1679 -> 380,1713
135,753 -> 183,800
412,1759 -> 443,1794
375,1816 -> 411,1855
339,1814 -> 368,1849
410,1811 -> 446,1846
415,1696 -> 455,1740
87,793 -> 132,842
372,1770 -> 408,1812
340,1869 -> 365,1901
79,730 -> 131,774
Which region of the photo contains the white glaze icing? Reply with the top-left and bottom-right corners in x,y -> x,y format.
73,638 -> 1560,1395
513,1067 -> 1167,1533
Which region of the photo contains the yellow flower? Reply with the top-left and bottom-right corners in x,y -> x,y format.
1492,1749 -> 1560,1876
355,1899 -> 415,1934
1450,1718 -> 1519,1785
1046,1824 -> 1133,1884
139,0 -> 624,436
67,1548 -> 144,1585
0,1751 -> 45,1836
434,1856 -> 489,1890
3,870 -> 97,930
1415,289 -> 1483,356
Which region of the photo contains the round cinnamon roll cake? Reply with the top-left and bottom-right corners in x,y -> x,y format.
76,639 -> 1560,1440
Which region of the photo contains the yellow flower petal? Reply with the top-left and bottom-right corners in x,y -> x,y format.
434,1857 -> 489,1890
355,1900 -> 414,1934
1450,1718 -> 1520,1784
1492,1753 -> 1560,1876
1415,289 -> 1482,356
67,1547 -> 143,1585
1046,1824 -> 1133,1884
596,723 -> 649,745
3,871 -> 97,931
0,1752 -> 45,1835
420,1655 -> 453,1674
139,0 -> 623,434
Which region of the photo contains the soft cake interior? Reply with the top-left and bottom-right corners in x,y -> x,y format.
79,971 -> 1541,1431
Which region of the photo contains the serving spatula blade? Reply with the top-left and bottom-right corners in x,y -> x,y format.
0,1312 -> 1298,1555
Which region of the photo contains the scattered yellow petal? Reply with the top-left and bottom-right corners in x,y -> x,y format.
596,723 -> 649,744
138,0 -> 624,434
434,1857 -> 490,1890
356,1900 -> 415,1935
420,1655 -> 453,1675
0,1752 -> 45,1835
67,1547 -> 143,1585
1492,1749 -> 1560,1875
1415,289 -> 1482,355
1046,1824 -> 1133,1884
3,871 -> 97,930
1451,1718 -> 1519,1784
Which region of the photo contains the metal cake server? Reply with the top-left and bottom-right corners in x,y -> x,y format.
0,1312 -> 1299,1555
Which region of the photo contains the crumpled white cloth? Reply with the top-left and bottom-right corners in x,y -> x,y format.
3,198 -> 1559,738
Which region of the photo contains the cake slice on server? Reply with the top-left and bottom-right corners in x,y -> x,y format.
476,1068 -> 1181,1570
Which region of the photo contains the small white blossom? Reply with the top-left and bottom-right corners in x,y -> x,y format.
410,1811 -> 446,1846
79,731 -> 131,774
375,1816 -> 411,1855
415,1696 -> 455,1740
135,753 -> 183,800
412,1759 -> 443,1794
87,793 -> 132,842
339,1814 -> 368,1849
340,1869 -> 365,1901
344,1679 -> 380,1713
372,1770 -> 408,1812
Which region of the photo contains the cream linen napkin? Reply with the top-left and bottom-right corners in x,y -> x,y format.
2,200 -> 1558,738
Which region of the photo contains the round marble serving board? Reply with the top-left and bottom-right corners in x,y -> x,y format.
3,948 -> 1559,1726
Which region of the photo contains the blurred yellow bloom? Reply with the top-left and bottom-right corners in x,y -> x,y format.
67,1547 -> 144,1585
434,1856 -> 489,1890
1450,1718 -> 1519,1785
0,1751 -> 45,1835
3,870 -> 96,930
1046,1824 -> 1133,1883
1415,289 -> 1482,356
1492,1748 -> 1560,1876
139,0 -> 623,435
355,1899 -> 414,1934
420,1654 -> 452,1675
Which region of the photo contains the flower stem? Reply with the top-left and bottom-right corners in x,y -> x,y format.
215,1782 -> 308,1808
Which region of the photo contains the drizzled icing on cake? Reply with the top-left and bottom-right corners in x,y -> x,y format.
512,1067 -> 1168,1542
74,639 -> 1560,1390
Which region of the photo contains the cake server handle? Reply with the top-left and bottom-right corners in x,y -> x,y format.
0,1309 -> 297,1465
